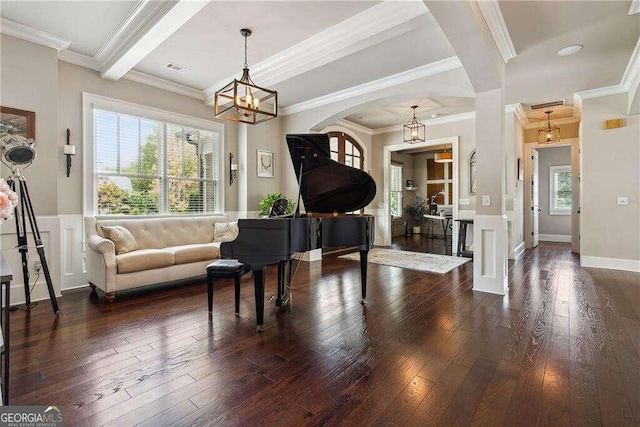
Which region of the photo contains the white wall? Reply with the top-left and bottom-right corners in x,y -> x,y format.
581,93 -> 640,271
537,146 -> 572,237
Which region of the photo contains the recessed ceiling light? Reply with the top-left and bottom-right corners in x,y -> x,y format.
557,45 -> 583,57
430,113 -> 439,118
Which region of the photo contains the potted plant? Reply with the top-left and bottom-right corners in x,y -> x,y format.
404,195 -> 428,234
259,192 -> 294,217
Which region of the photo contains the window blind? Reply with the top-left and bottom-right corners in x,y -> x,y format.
94,109 -> 220,215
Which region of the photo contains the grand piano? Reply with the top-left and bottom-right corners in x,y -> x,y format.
220,133 -> 376,331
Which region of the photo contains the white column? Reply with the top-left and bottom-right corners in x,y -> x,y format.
473,88 -> 508,295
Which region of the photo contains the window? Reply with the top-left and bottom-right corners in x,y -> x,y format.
390,163 -> 403,218
85,94 -> 223,216
549,165 -> 572,215
327,132 -> 364,169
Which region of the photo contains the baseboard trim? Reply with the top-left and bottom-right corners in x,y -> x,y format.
509,242 -> 525,260
581,255 -> 640,272
539,234 -> 571,243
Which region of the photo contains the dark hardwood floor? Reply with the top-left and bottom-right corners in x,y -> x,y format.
6,242 -> 640,426
390,233 -> 452,255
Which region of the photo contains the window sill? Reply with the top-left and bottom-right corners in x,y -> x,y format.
549,209 -> 571,216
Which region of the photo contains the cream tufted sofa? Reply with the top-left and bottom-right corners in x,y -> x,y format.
85,216 -> 232,301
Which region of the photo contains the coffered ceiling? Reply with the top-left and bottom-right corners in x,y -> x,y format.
1,0 -> 638,128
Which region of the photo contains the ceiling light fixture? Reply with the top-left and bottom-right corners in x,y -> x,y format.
404,105 -> 425,143
538,111 -> 561,144
434,150 -> 453,163
214,29 -> 277,125
430,113 -> 439,118
557,45 -> 583,57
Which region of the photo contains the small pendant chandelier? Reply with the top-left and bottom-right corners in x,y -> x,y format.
403,105 -> 425,143
538,110 -> 560,144
214,29 -> 277,125
434,150 -> 453,163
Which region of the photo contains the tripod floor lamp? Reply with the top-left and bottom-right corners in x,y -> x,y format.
0,135 -> 59,315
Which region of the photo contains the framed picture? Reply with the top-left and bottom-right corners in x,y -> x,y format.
0,106 -> 36,139
517,157 -> 524,181
257,150 -> 275,178
406,179 -> 415,187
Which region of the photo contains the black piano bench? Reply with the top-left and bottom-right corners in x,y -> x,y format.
206,260 -> 251,321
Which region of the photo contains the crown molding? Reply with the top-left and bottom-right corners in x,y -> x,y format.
621,37 -> 640,111
334,119 -> 374,136
124,70 -> 205,101
58,49 -> 100,71
0,18 -> 71,52
281,56 -> 462,116
93,0 -> 161,65
575,85 -> 627,102
372,111 -> 476,135
476,0 -> 517,63
100,0 -> 210,81
58,49 -> 205,101
203,0 -> 429,105
506,103 -> 530,127
630,0 -> 640,15
523,116 -> 581,130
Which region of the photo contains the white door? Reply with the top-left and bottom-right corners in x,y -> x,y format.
531,149 -> 540,247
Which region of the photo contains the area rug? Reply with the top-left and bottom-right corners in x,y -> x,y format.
338,248 -> 471,275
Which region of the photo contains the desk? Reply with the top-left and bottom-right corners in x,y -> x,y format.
0,253 -> 11,405
423,214 -> 452,243
455,219 -> 473,258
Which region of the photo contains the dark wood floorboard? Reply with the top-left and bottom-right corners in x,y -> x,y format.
5,242 -> 640,426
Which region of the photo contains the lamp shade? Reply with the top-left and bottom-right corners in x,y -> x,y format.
1,135 -> 36,165
434,152 -> 453,163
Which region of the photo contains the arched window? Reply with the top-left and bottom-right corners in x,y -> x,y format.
327,132 -> 364,170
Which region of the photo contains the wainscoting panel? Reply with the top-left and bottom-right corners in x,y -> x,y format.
473,214 -> 508,295
59,214 -> 87,290
0,215 -> 62,305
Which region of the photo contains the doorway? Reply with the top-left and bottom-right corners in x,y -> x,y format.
382,137 -> 459,253
524,140 -> 580,253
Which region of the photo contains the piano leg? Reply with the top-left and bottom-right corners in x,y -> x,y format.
276,260 -> 286,306
253,267 -> 266,332
360,249 -> 368,304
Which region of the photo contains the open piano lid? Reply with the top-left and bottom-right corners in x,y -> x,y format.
286,134 -> 376,214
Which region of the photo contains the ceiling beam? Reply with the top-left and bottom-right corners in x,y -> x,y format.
99,0 -> 210,81
203,0 -> 430,105
423,0 -> 505,92
281,56 -> 463,116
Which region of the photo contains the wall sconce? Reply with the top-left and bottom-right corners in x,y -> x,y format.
64,128 -> 76,177
229,152 -> 238,185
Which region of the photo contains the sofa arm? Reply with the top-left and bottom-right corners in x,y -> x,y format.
87,235 -> 115,254
86,235 -> 117,293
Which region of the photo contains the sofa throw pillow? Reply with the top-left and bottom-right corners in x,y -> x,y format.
214,221 -> 239,242
101,225 -> 139,255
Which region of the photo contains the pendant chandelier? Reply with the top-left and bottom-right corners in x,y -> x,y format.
403,105 -> 425,143
434,150 -> 453,163
538,111 -> 560,144
214,29 -> 277,125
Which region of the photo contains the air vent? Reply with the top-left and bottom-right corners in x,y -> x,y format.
529,100 -> 565,111
164,63 -> 190,74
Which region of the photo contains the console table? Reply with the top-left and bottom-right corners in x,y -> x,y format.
423,214 -> 452,243
0,253 -> 11,405
455,219 -> 474,258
